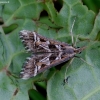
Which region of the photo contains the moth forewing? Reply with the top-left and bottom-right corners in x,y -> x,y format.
19,30 -> 85,79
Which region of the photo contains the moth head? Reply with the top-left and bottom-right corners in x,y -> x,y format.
74,46 -> 86,54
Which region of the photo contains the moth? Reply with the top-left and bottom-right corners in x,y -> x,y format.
19,30 -> 85,79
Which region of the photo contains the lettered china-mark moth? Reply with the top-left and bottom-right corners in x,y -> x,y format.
19,30 -> 86,79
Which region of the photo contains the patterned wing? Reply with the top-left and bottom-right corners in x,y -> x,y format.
20,52 -> 75,79
19,30 -> 69,53
19,30 -> 85,79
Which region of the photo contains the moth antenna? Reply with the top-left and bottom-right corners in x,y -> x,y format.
62,76 -> 70,85
70,17 -> 76,46
75,56 -> 93,67
64,54 -> 92,85
64,58 -> 74,83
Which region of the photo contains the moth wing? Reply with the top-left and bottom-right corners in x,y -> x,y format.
20,52 -> 75,79
19,30 -> 69,53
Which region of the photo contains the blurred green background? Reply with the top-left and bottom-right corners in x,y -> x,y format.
83,0 -> 100,13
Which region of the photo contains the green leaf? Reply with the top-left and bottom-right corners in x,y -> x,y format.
0,0 -> 100,100
29,89 -> 46,100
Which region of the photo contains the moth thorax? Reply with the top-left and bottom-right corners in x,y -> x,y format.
64,47 -> 74,54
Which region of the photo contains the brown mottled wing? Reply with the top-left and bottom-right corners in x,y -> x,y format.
19,30 -> 81,79
20,52 -> 75,79
19,30 -> 69,53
